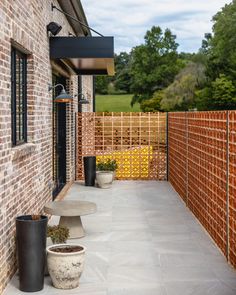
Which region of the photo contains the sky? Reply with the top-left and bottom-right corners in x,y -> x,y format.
81,0 -> 232,54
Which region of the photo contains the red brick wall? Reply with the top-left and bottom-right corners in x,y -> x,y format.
229,111 -> 236,267
168,112 -> 187,201
168,111 -> 236,268
0,1 -> 93,292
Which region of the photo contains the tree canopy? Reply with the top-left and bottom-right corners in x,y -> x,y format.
197,0 -> 236,110
96,1 -> 236,112
160,61 -> 206,111
95,52 -> 131,95
130,26 -> 183,106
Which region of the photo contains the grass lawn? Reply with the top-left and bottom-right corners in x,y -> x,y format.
95,94 -> 141,112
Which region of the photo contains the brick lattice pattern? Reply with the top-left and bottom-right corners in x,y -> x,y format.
168,112 -> 188,202
229,111 -> 236,267
168,111 -> 236,268
76,112 -> 167,180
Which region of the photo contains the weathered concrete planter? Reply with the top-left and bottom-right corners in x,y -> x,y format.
47,244 -> 86,289
45,237 -> 53,276
96,171 -> 113,188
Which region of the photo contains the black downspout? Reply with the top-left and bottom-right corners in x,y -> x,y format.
93,76 -> 96,112
76,75 -> 82,182
78,75 -> 82,113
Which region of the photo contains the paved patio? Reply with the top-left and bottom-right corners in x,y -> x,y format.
4,181 -> 236,295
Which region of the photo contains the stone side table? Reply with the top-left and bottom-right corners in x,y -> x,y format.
44,200 -> 97,238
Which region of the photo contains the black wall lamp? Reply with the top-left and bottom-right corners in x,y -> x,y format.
48,84 -> 73,103
47,22 -> 62,36
78,93 -> 89,105
51,3 -> 103,37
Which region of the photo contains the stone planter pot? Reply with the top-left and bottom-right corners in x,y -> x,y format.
47,244 -> 86,289
45,237 -> 53,276
96,171 -> 113,188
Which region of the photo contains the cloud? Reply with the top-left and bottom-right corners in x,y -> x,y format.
81,0 -> 232,53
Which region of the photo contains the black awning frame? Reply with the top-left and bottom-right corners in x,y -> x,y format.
50,36 -> 115,76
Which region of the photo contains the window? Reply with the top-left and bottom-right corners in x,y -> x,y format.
11,47 -> 27,146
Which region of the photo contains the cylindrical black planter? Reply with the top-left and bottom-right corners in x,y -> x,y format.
16,215 -> 48,292
83,156 -> 96,186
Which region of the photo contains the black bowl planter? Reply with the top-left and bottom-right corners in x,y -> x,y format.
83,156 -> 96,186
16,215 -> 48,292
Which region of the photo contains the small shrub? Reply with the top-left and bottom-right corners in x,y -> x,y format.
47,225 -> 69,244
96,158 -> 118,171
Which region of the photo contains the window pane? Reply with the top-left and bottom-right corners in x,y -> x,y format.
11,48 -> 27,146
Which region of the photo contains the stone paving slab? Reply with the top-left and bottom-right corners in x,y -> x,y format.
4,181 -> 236,295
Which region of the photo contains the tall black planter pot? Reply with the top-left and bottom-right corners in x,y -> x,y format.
16,215 -> 48,292
83,156 -> 96,186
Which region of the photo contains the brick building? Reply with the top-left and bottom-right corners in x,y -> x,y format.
0,1 -> 114,292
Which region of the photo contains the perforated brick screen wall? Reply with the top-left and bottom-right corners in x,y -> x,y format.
168,112 -> 187,202
229,111 -> 236,267
168,111 -> 236,268
76,112 -> 167,181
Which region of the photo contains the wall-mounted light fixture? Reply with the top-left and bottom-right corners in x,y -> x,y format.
78,93 -> 89,105
47,22 -> 62,36
51,3 -> 103,37
48,84 -> 73,103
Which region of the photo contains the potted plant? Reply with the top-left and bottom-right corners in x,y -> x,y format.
47,225 -> 69,244
96,159 -> 118,188
45,225 -> 69,275
16,214 -> 48,292
47,244 -> 86,289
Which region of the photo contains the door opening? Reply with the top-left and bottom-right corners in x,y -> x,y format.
52,75 -> 67,199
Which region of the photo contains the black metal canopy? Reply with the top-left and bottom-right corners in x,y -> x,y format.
50,36 -> 115,76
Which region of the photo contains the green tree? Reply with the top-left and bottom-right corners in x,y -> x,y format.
198,0 -> 236,110
158,61 -> 206,111
95,76 -> 109,94
196,75 -> 236,110
206,1 -> 236,81
200,33 -> 212,55
140,91 -> 164,112
114,52 -> 132,93
130,26 -> 182,106
115,52 -> 130,72
211,74 -> 236,109
195,87 -> 212,110
95,52 -> 132,95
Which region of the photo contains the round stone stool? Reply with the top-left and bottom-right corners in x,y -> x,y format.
44,200 -> 97,238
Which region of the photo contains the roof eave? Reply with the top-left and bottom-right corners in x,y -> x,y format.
57,0 -> 91,37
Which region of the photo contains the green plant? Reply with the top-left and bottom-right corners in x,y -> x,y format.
96,159 -> 118,172
47,225 -> 69,244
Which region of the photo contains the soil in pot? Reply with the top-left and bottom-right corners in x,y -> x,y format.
50,246 -> 83,253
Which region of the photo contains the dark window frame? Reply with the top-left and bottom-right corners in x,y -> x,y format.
11,47 -> 27,146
